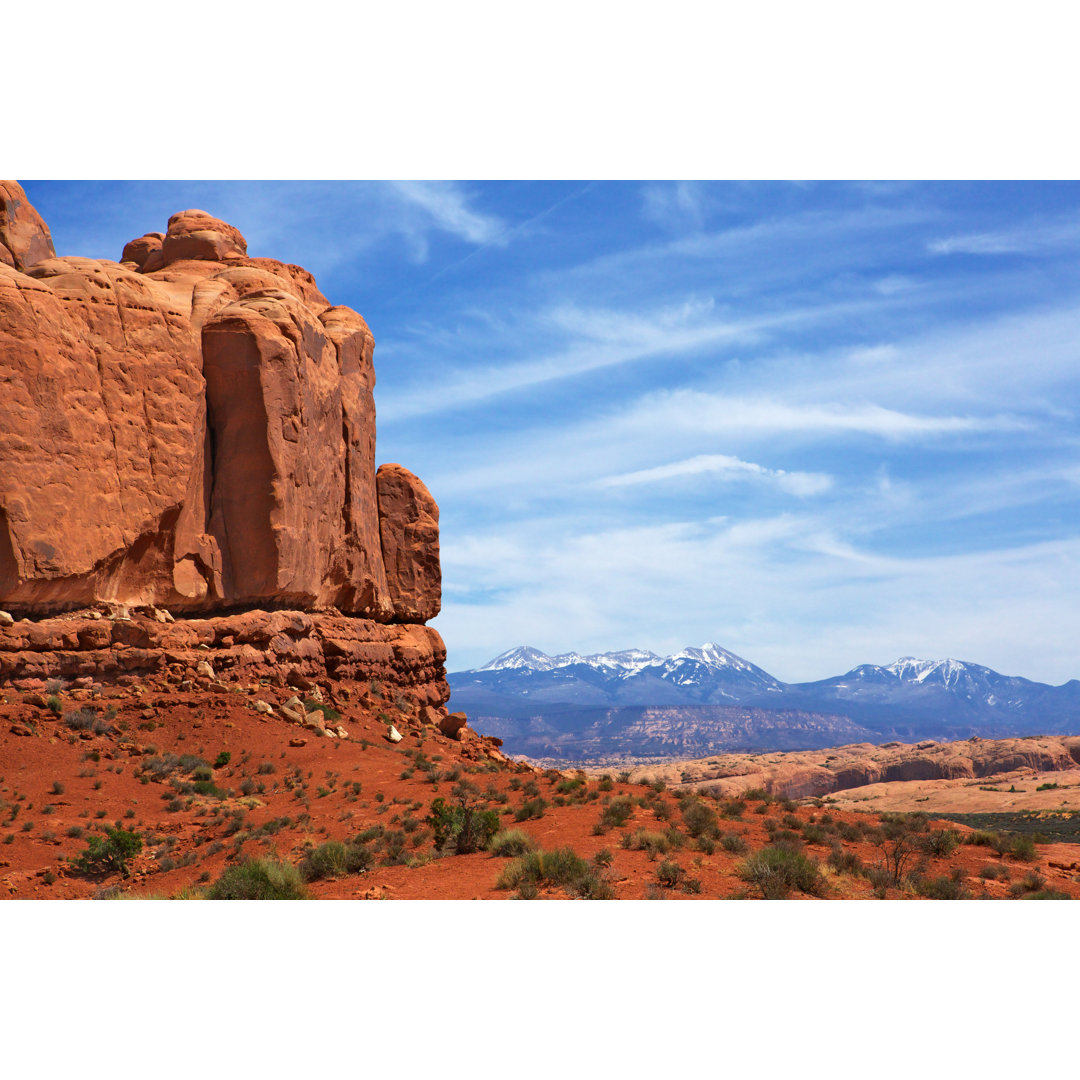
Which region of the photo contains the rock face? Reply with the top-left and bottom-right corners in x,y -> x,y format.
376,463 -> 441,621
0,181 -> 55,270
0,185 -> 440,622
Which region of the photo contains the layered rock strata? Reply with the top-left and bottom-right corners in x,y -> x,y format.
0,609 -> 447,706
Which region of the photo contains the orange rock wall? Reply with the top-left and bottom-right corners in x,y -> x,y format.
0,183 -> 439,622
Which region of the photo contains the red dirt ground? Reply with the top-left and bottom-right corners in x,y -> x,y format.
2,680 -> 1079,900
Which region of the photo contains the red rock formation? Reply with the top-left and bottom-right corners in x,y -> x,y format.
0,181 -> 55,270
0,186 -> 439,626
376,464 -> 441,621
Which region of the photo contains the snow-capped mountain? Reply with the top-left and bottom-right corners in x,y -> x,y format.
448,643 -> 1080,760
465,642 -> 782,704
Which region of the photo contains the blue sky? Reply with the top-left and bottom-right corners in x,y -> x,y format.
21,180 -> 1080,683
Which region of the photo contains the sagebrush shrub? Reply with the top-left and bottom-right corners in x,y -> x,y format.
739,844 -> 824,899
206,858 -> 308,899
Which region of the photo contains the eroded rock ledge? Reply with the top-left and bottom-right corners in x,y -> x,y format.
0,609 -> 448,711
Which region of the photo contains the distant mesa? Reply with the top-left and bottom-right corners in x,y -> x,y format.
0,181 -> 440,622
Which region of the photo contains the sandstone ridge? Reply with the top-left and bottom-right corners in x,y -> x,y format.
0,182 -> 439,623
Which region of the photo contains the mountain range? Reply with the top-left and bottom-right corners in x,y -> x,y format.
448,644 -> 1080,762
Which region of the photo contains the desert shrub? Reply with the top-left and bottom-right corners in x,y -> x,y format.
617,771 -> 631,784
427,797 -> 500,854
837,821 -> 863,843
1010,871 -> 1046,897
827,844 -> 863,876
1004,834 -> 1037,862
800,824 -> 828,846
965,829 -> 1000,848
488,829 -> 535,857
740,844 -> 825,899
912,873 -> 968,899
918,829 -> 960,858
514,797 -> 547,822
598,775 -> 614,792
720,832 -> 748,854
46,694 -> 63,716
64,707 -> 116,737
979,863 -> 1009,880
495,847 -> 613,899
681,798 -> 719,839
50,781 -> 65,795
299,840 -> 373,881
624,829 -> 671,858
593,848 -> 614,867
1036,782 -> 1060,791
213,751 -> 231,769
656,860 -> 684,888
782,813 -> 802,830
600,796 -> 635,829
206,858 -> 308,899
257,762 -> 276,775
1021,889 -> 1071,899
69,827 -> 143,878
865,866 -> 894,897
719,798 -> 745,820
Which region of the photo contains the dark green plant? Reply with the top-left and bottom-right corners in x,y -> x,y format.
69,826 -> 143,878
600,796 -> 635,829
427,796 -> 500,854
514,797 -> 547,822
656,860 -> 684,888
213,751 -> 231,769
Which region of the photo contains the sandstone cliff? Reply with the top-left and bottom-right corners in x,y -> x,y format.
0,182 -> 439,622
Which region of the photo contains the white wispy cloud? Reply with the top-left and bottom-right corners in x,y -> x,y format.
598,453 -> 833,496
608,391 -> 1026,442
388,180 -> 507,248
928,215 -> 1080,256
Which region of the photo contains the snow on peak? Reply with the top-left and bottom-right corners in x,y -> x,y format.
478,646 -> 556,672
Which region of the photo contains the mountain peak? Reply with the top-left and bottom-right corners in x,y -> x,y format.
478,645 -> 555,672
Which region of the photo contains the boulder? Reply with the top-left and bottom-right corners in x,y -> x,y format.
439,711 -> 468,740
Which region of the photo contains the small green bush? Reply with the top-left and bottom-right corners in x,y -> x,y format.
918,829 -> 960,858
299,840 -> 373,881
656,860 -> 684,888
69,826 -> 143,878
514,797 -> 547,822
912,873 -> 968,899
213,751 -> 231,769
720,832 -> 748,854
739,844 -> 824,899
495,846 -> 613,899
600,796 -> 635,829
206,858 -> 308,899
427,797 -> 500,854
680,798 -> 719,839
